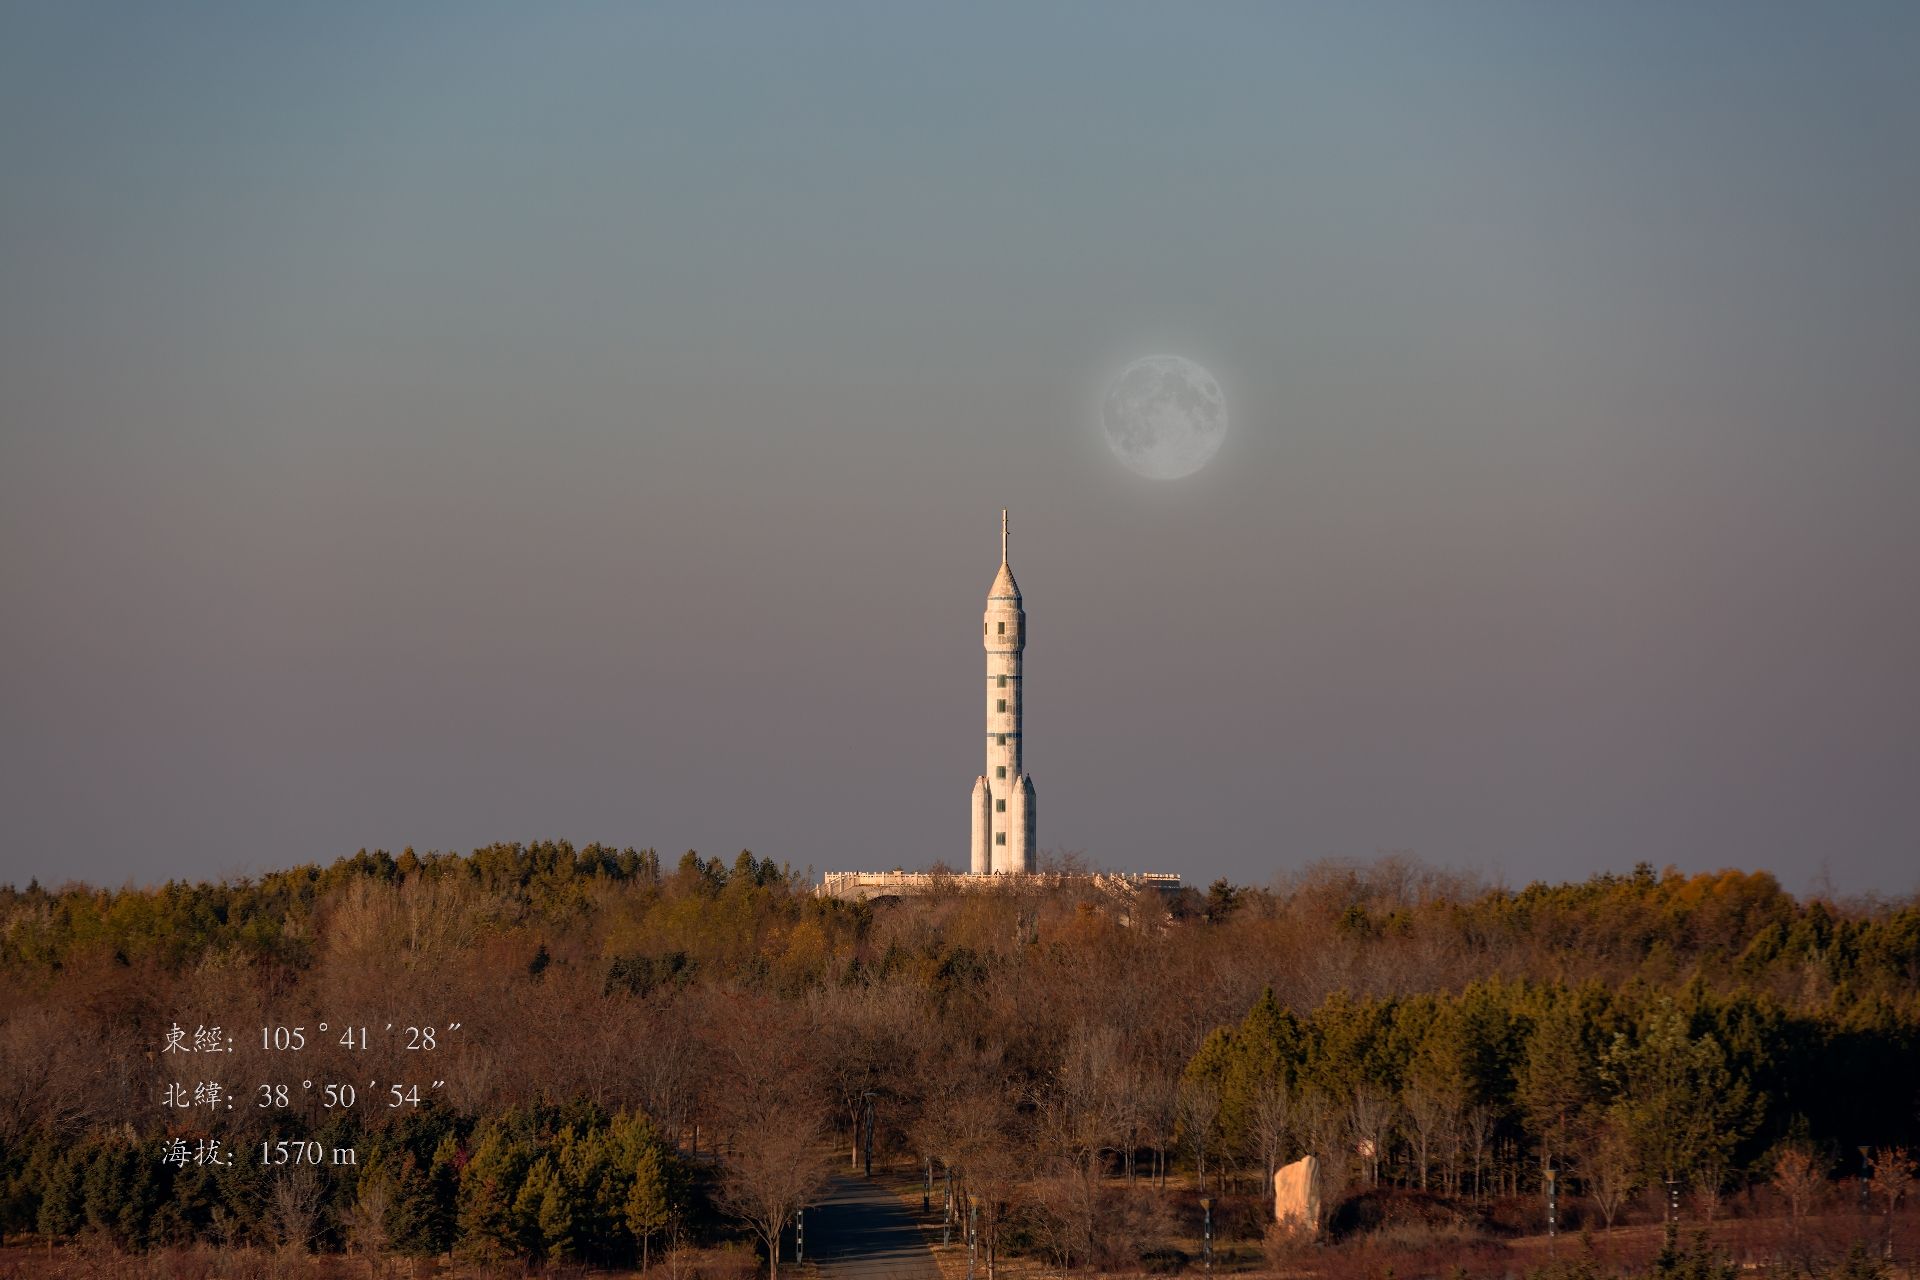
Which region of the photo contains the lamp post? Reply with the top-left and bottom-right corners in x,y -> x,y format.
967,1195 -> 979,1280
925,1155 -> 933,1213
1666,1177 -> 1680,1223
862,1091 -> 876,1179
1201,1196 -> 1214,1274
1545,1167 -> 1558,1241
795,1207 -> 805,1265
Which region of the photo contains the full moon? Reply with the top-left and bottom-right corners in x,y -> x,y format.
1100,354 -> 1228,480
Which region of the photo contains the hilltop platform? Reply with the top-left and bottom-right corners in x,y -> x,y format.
818,869 -> 1181,902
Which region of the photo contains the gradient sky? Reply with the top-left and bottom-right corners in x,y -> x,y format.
3,3 -> 1917,894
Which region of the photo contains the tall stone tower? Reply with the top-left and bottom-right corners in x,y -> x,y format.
970,510 -> 1036,874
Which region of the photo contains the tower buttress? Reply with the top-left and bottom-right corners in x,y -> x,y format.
1009,773 -> 1036,874
969,776 -> 991,875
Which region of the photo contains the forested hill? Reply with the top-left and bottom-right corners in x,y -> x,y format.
2,845 -> 1915,1002
1,845 -> 1915,1266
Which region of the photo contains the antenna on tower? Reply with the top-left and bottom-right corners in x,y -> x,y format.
1001,509 -> 1009,563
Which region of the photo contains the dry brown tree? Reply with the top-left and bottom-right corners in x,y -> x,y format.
1401,1079 -> 1449,1193
1868,1146 -> 1914,1220
1347,1083 -> 1396,1187
1246,1077 -> 1294,1205
631,991 -> 705,1149
907,1028 -> 997,1211
340,1172 -> 394,1276
1139,1067 -> 1180,1188
809,978 -> 917,1170
710,994 -> 833,1280
951,1085 -> 1024,1280
1585,1117 -> 1638,1231
1102,1046 -> 1150,1182
1692,1152 -> 1731,1222
1295,1088 -> 1350,1228
1027,1105 -> 1100,1272
1055,1020 -> 1127,1173
270,1164 -> 326,1256
1175,1076 -> 1222,1188
1771,1144 -> 1826,1230
1865,1146 -> 1916,1261
1462,1104 -> 1495,1202
715,1104 -> 833,1280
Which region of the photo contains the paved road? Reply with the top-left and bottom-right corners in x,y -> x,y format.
808,1174 -> 943,1280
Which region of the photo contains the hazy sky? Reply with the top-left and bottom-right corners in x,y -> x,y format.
4,4 -> 1917,894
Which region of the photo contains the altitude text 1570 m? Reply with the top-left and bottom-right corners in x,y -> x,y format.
259,1140 -> 357,1167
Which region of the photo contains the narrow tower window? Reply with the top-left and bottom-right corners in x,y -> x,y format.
996,766 -> 1006,779
997,622 -> 1005,634
997,734 -> 1005,745
996,799 -> 1006,812
995,831 -> 1006,845
997,699 -> 1006,712
998,675 -> 1007,688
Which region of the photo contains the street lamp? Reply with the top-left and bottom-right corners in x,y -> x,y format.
925,1155 -> 933,1213
1545,1167 -> 1558,1241
795,1207 -> 805,1265
862,1091 -> 876,1179
1201,1196 -> 1214,1274
967,1194 -> 980,1280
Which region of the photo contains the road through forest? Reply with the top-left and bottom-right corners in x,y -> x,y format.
809,1173 -> 944,1280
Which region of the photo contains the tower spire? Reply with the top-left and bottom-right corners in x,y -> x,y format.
1001,508 -> 1008,563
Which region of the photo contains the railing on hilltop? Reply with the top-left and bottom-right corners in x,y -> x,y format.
818,869 -> 1182,898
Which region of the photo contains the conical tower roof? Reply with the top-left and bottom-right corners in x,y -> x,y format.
988,559 -> 1021,599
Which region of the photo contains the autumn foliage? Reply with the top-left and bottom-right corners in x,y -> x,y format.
0,846 -> 1916,1273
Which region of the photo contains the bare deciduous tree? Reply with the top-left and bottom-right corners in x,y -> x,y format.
951,1086 -> 1023,1280
1246,1077 -> 1293,1207
716,1104 -> 832,1280
1692,1152 -> 1730,1222
1026,1162 -> 1097,1271
1296,1089 -> 1350,1216
1868,1146 -> 1914,1219
1463,1104 -> 1494,1203
1402,1079 -> 1452,1193
1139,1069 -> 1179,1189
1587,1118 -> 1638,1231
1175,1078 -> 1221,1188
340,1174 -> 393,1275
271,1165 -> 325,1256
1771,1144 -> 1825,1228
811,980 -> 913,1169
1347,1084 -> 1395,1187
710,994 -> 833,1280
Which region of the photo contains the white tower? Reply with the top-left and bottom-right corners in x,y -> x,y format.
971,510 -> 1036,874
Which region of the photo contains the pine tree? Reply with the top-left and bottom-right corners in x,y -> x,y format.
625,1142 -> 672,1270
36,1148 -> 84,1243
1520,996 -> 1598,1177
514,1154 -> 574,1262
536,1165 -> 575,1262
1602,999 -> 1755,1197
457,1125 -> 531,1261
425,1132 -> 461,1255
